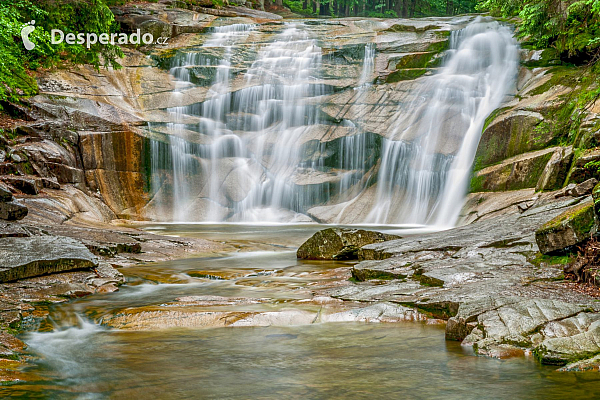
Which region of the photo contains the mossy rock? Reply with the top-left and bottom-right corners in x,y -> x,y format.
388,52 -> 437,70
297,228 -> 400,260
470,148 -> 556,192
351,267 -> 406,281
593,183 -> 600,218
386,68 -> 428,83
384,24 -> 442,33
474,110 -> 547,171
567,148 -> 600,184
523,48 -> 561,68
535,201 -> 596,254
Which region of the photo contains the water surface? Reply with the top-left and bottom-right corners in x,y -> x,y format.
4,225 -> 600,399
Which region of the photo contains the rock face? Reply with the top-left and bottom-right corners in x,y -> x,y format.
535,199 -> 596,254
445,297 -> 600,365
297,228 -> 400,260
0,236 -> 98,282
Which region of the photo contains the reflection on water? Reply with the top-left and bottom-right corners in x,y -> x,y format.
3,225 -> 600,399
7,323 -> 600,399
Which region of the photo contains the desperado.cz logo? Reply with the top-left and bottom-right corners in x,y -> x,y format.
21,20 -> 36,50
51,29 -> 170,48
20,21 -> 169,51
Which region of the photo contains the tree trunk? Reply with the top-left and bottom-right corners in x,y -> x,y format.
275,0 -> 283,7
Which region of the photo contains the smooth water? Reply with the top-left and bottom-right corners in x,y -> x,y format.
4,226 -> 600,399
148,17 -> 519,226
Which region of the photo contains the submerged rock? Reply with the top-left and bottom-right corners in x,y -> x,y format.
535,200 -> 596,254
297,228 -> 400,260
0,236 -> 98,282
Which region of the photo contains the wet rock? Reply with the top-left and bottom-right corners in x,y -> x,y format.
0,236 -> 98,282
297,228 -> 400,260
535,200 -> 596,254
0,200 -> 28,221
95,262 -> 125,284
559,354 -> 600,371
445,297 -> 587,362
536,146 -> 574,192
0,222 -> 29,238
478,344 -> 526,359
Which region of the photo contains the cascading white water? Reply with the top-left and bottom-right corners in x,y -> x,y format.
154,23 -> 326,222
366,16 -> 519,226
229,25 -> 325,222
151,17 -> 518,226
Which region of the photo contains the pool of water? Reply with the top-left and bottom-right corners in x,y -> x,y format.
3,225 -> 600,399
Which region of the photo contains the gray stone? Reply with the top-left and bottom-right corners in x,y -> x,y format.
0,236 -> 98,282
568,178 -> 598,197
0,222 -> 29,238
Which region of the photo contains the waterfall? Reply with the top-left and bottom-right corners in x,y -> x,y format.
150,17 -> 518,226
366,17 -> 519,226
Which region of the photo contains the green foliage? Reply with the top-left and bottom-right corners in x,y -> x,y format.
280,0 -> 476,18
478,0 -> 600,62
0,0 -> 125,104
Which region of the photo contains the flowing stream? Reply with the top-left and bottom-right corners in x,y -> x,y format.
148,17 -> 518,226
4,225 -> 600,399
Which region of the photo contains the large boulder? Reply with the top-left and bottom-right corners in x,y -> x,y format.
535,200 -> 596,254
297,228 -> 400,260
0,236 -> 98,282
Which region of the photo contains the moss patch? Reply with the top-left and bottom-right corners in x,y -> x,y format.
386,68 -> 428,83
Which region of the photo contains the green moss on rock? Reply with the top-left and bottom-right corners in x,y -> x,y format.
535,202 -> 596,254
386,68 -> 428,83
297,228 -> 400,260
